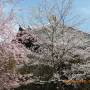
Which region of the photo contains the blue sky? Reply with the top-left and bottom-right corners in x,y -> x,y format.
4,0 -> 90,33
73,0 -> 90,33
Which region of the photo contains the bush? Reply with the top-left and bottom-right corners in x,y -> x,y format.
18,64 -> 54,81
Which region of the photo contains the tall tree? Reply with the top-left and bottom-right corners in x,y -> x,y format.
29,0 -> 88,80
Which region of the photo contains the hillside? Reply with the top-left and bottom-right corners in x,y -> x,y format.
15,25 -> 90,77
4,25 -> 89,89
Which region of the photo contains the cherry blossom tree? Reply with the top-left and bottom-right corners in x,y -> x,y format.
0,0 -> 30,89
28,0 -> 88,81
